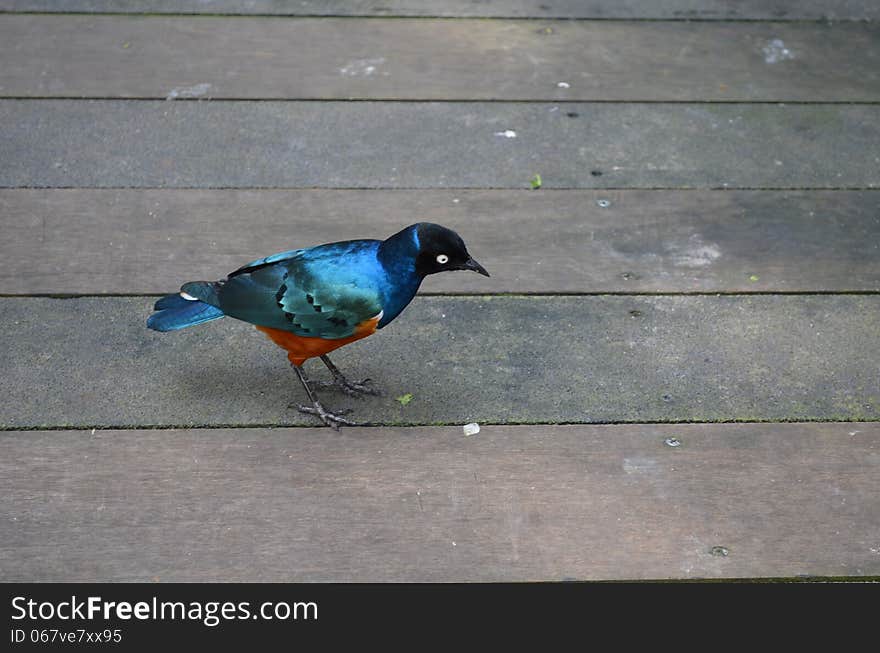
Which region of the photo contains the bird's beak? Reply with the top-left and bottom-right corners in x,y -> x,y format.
462,257 -> 490,277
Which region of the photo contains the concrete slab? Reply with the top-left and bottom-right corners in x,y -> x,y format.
2,423 -> 878,581
4,17 -> 878,101
1,1 -> 877,20
1,295 -> 878,428
3,189 -> 880,294
1,101 -> 878,189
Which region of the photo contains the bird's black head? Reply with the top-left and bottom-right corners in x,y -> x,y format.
412,223 -> 490,278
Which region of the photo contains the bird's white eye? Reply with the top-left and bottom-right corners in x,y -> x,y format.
436,254 -> 449,264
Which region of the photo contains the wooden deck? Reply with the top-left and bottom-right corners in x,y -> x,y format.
0,1 -> 878,582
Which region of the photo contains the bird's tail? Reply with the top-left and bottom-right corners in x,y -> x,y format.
146,288 -> 225,332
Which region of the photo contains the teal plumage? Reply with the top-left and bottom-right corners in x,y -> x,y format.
181,241 -> 387,339
146,292 -> 224,332
147,222 -> 489,428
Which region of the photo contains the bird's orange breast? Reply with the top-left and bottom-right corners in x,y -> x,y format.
255,314 -> 381,367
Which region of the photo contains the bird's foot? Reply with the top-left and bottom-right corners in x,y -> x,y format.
309,376 -> 381,398
295,401 -> 356,430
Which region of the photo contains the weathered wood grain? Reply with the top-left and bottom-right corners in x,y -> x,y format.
3,17 -> 878,101
1,1 -> 876,20
1,296 -> 878,428
2,189 -> 879,294
2,101 -> 878,189
1,423 -> 877,581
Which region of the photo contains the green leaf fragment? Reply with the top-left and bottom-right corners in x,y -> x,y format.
530,174 -> 542,189
396,393 -> 414,406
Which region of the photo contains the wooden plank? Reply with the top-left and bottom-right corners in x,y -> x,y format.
1,295 -> 878,428
3,17 -> 878,101
2,189 -> 879,295
2,101 -> 878,189
1,1 -> 877,20
1,423 -> 877,581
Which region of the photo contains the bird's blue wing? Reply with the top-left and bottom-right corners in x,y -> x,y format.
217,241 -> 384,339
230,248 -> 303,277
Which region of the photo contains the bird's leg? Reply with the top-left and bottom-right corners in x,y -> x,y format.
291,364 -> 355,430
308,354 -> 381,397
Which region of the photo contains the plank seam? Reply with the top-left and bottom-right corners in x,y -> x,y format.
2,185 -> 879,191
4,417 -> 879,432
600,576 -> 880,583
2,186 -> 877,192
0,11 -> 875,23
3,97 -> 880,105
3,291 -> 880,299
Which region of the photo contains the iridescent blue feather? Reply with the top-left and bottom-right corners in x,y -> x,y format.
147,225 -> 426,338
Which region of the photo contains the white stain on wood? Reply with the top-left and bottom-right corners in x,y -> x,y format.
670,234 -> 722,268
762,39 -> 795,64
166,83 -> 212,100
340,57 -> 387,77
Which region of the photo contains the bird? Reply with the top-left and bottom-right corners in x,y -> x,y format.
147,222 -> 489,428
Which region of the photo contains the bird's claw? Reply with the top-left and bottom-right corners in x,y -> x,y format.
338,377 -> 382,397
309,376 -> 381,398
296,403 -> 356,430
306,380 -> 338,391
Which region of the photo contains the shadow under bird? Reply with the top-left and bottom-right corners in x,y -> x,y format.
147,223 -> 489,428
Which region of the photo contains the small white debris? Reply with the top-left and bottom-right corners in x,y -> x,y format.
166,82 -> 211,100
762,39 -> 794,64
91,428 -> 96,435
597,199 -> 611,208
452,541 -> 457,547
452,198 -> 460,203
463,422 -> 481,436
180,292 -> 198,301
495,129 -> 517,138
557,81 -> 570,88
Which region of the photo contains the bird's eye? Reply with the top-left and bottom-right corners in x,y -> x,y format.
436,254 -> 449,264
